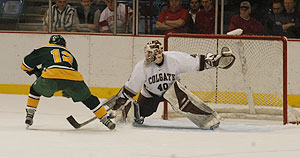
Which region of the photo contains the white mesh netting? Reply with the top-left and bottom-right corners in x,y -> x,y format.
165,34 -> 300,124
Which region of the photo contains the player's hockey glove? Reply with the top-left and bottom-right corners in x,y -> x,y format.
205,47 -> 235,69
26,67 -> 42,78
33,68 -> 42,77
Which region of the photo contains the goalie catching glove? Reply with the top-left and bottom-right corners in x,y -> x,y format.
205,47 -> 235,69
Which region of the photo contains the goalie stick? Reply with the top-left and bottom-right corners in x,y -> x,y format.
132,122 -> 219,130
67,95 -> 120,129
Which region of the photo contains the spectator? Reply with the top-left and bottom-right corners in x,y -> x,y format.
276,0 -> 300,38
289,0 -> 300,13
156,0 -> 189,35
228,1 -> 264,35
98,0 -> 133,33
194,0 -> 220,34
187,0 -> 200,33
264,0 -> 285,36
189,0 -> 200,23
43,0 -> 76,32
91,0 -> 108,13
73,0 -> 101,32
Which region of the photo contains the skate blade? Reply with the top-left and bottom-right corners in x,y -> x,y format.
26,124 -> 31,130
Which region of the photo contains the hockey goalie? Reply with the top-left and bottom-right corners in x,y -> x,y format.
107,40 -> 235,129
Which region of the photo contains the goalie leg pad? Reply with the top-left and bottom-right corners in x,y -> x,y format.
163,81 -> 221,129
183,112 -> 220,130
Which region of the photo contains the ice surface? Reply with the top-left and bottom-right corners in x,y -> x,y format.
1,94 -> 300,158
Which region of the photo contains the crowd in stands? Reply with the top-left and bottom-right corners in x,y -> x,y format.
37,0 -> 300,38
42,0 -> 132,33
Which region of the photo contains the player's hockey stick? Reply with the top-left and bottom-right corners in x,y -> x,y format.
67,95 -> 119,129
67,115 -> 98,129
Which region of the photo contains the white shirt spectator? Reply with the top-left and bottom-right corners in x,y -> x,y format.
98,3 -> 132,33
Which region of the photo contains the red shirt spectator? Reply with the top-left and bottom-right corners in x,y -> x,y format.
157,8 -> 189,34
229,15 -> 264,35
156,0 -> 189,35
194,7 -> 218,34
194,0 -> 219,34
229,1 -> 264,35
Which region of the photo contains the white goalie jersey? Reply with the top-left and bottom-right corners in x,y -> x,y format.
125,51 -> 204,98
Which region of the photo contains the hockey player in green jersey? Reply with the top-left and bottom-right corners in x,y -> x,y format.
21,35 -> 115,130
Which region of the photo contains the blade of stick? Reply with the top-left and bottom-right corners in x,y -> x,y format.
67,103 -> 115,129
67,115 -> 83,129
67,115 -> 98,129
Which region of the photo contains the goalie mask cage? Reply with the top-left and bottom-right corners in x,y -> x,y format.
163,33 -> 300,125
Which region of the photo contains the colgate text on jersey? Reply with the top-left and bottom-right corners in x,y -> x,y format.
148,73 -> 175,84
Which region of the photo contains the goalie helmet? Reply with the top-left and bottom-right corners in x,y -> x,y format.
49,35 -> 66,47
144,40 -> 164,65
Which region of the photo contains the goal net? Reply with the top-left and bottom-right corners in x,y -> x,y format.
163,33 -> 300,125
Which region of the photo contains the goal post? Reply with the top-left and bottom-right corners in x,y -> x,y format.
163,33 -> 300,125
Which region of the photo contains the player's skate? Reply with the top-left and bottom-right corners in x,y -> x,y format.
25,108 -> 36,128
100,116 -> 116,130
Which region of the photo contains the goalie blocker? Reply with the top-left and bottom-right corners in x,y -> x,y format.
163,81 -> 221,130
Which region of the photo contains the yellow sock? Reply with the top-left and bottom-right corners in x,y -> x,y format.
93,106 -> 107,119
26,95 -> 40,108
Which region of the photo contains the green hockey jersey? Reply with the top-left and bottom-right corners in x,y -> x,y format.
21,44 -> 83,81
